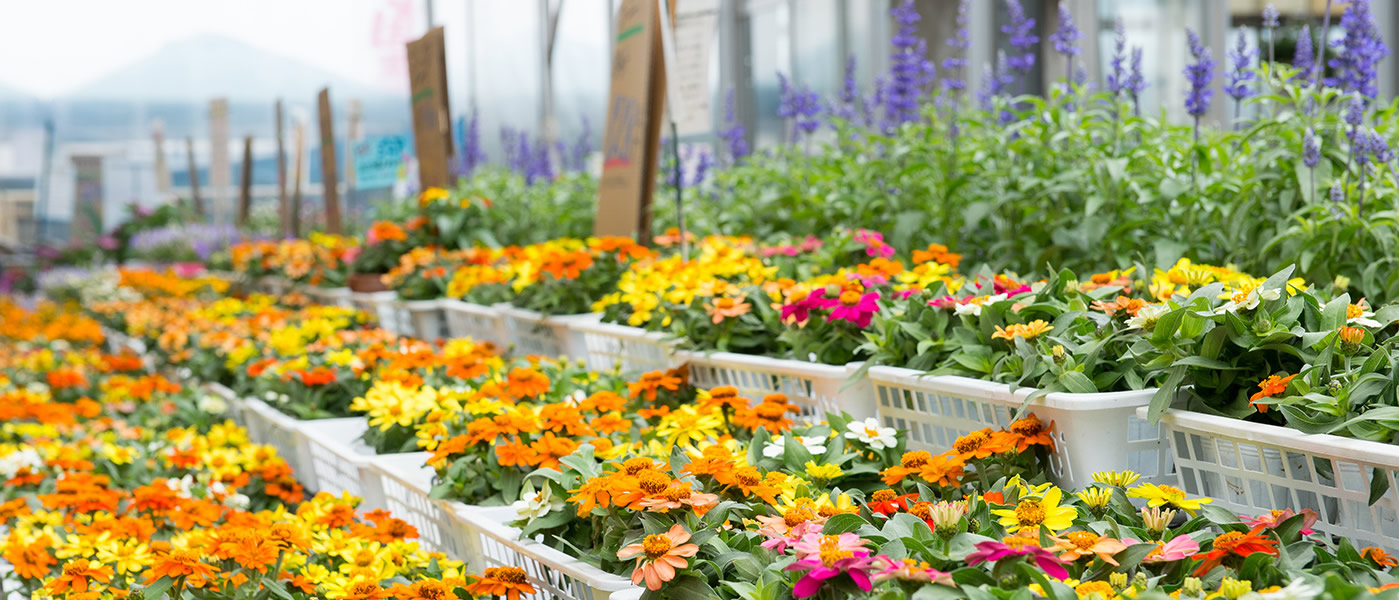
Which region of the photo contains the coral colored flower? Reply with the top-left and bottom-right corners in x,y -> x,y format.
1051,531 -> 1129,565
1192,527 -> 1278,576
866,490 -> 917,516
870,556 -> 955,584
827,290 -> 880,328
464,567 -> 536,600
1007,413 -> 1056,452
1241,508 -> 1318,535
965,539 -> 1069,580
616,524 -> 700,590
1123,535 -> 1200,563
366,221 -> 407,245
706,296 -> 752,323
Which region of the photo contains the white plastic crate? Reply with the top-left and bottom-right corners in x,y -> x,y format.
399,298 -> 447,341
304,286 -> 353,308
240,396 -> 315,480
298,417 -> 385,510
202,383 -> 249,427
350,291 -> 406,334
569,319 -> 681,375
367,452 -> 470,559
258,276 -> 293,297
676,351 -> 875,422
869,366 -> 1169,490
441,299 -> 505,344
496,306 -> 597,359
1148,406 -> 1399,553
452,504 -> 643,600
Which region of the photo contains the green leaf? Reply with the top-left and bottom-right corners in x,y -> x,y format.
1319,294 -> 1350,331
1152,308 -> 1186,344
1058,371 -> 1098,394
822,512 -> 869,535
142,577 -> 175,600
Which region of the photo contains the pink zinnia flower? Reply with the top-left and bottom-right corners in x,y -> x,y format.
827,291 -> 880,328
755,519 -> 821,554
780,289 -> 828,324
784,535 -> 876,598
792,532 -> 867,560
870,555 -> 955,585
965,540 -> 1069,580
799,236 -> 823,252
1241,509 -> 1319,535
1124,536 -> 1201,563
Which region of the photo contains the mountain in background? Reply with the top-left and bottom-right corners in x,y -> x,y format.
69,33 -> 398,102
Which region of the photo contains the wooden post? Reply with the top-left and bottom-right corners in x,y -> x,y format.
292,120 -> 305,237
275,100 -> 289,237
317,88 -> 343,234
186,136 -> 203,218
237,135 -> 253,227
406,27 -> 453,191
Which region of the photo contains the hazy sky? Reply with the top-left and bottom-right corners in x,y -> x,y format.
0,0 -> 427,97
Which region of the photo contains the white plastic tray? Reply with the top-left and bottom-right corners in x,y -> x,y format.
297,417 -> 384,510
258,276 -> 293,297
366,452 -> 470,559
239,396 -> 315,481
676,351 -> 875,422
441,299 -> 506,344
870,366 -> 1169,490
398,298 -> 446,341
350,291 -> 406,334
304,286 -> 353,308
568,319 -> 681,375
495,306 -> 597,359
1147,406 -> 1399,552
451,504 -> 643,600
202,382 -> 249,427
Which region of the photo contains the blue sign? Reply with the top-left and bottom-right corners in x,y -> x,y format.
353,135 -> 410,189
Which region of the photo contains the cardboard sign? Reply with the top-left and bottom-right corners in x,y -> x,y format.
354,135 -> 409,189
209,98 -> 231,224
317,88 -> 343,234
406,27 -> 453,191
596,0 -> 667,241
670,0 -> 720,136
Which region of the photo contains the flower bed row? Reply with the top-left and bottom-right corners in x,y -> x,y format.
34,269 -> 1399,599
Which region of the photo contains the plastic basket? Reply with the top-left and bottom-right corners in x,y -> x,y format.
240,397 -> 314,480
569,319 -> 681,375
676,351 -> 875,422
399,298 -> 447,342
496,306 -> 597,359
868,366 -> 1169,490
258,276 -> 293,297
452,505 -> 642,600
304,286 -> 353,308
367,453 -> 470,559
202,383 -> 249,427
1147,406 -> 1399,552
441,299 -> 505,344
350,291 -> 406,334
298,417 -> 385,510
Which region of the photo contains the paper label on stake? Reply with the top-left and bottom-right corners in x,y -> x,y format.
670,0 -> 720,136
354,136 -> 410,189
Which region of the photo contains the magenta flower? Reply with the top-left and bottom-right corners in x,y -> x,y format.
1124,536 -> 1200,563
965,540 -> 1069,580
756,519 -> 821,554
799,236 -> 824,252
785,542 -> 877,598
1241,509 -> 1319,535
781,289 -> 829,324
853,229 -> 895,258
828,291 -> 881,328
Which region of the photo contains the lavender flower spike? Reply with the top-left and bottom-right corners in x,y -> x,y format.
720,89 -> 749,163
1303,128 -> 1321,167
1292,25 -> 1315,85
1127,46 -> 1147,115
883,0 -> 935,130
1262,4 -> 1280,63
1184,29 -> 1216,124
1224,30 -> 1256,128
1326,0 -> 1389,101
1049,1 -> 1082,78
1106,18 -> 1128,96
1001,0 -> 1038,80
941,0 -> 971,94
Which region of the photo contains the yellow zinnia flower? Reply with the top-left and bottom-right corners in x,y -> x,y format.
991,486 -> 1078,533
1126,483 -> 1212,516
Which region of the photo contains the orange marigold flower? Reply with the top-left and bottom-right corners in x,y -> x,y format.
47,559 -> 113,595
1007,413 -> 1056,453
504,367 -> 550,399
1249,374 -> 1297,413
1362,547 -> 1399,568
4,533 -> 56,580
527,433 -> 579,471
464,567 -> 536,600
628,371 -> 683,401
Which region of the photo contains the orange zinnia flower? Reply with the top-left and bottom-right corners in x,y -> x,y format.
504,367 -> 550,399
1363,547 -> 1399,568
1052,531 -> 1129,565
341,577 -> 391,600
705,296 -> 752,324
47,559 -> 114,595
146,548 -> 219,587
951,428 -> 1014,461
991,320 -> 1054,341
917,453 -> 967,488
1007,413 -> 1056,453
1192,527 -> 1278,576
616,524 -> 701,591
579,390 -> 626,413
627,371 -> 683,401
1248,373 -> 1296,413
464,567 -> 536,600
880,451 -> 934,486
4,534 -> 56,580
296,367 -> 338,386
527,433 -> 579,471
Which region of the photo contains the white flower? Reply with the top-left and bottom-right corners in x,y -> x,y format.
1348,302 -> 1382,328
512,483 -> 564,523
262,391 -> 279,402
762,435 -> 828,459
224,493 -> 251,510
953,302 -> 982,317
844,418 -> 898,450
198,394 -> 228,415
0,448 -> 43,479
1216,286 -> 1281,314
1127,304 -> 1168,330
